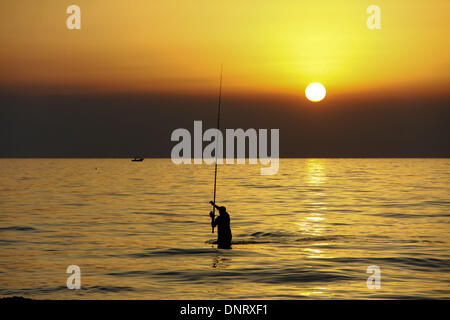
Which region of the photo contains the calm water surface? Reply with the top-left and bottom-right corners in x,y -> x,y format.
0,159 -> 449,299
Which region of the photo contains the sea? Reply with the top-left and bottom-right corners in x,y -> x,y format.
0,158 -> 449,299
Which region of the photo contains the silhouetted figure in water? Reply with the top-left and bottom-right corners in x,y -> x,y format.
209,201 -> 232,249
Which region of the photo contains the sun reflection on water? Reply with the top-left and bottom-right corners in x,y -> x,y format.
296,159 -> 328,236
305,159 -> 327,186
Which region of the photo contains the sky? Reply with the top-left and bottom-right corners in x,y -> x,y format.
0,0 -> 449,157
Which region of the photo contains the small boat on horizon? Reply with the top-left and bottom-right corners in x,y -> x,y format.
131,157 -> 144,162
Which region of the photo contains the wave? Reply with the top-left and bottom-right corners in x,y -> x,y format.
330,257 -> 450,271
127,248 -> 221,258
0,226 -> 36,232
0,285 -> 135,297
371,212 -> 450,218
239,184 -> 284,189
131,211 -> 176,216
205,231 -> 345,245
145,267 -> 353,284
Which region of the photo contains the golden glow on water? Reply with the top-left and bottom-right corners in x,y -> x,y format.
305,159 -> 327,185
0,159 -> 449,299
297,159 -> 328,237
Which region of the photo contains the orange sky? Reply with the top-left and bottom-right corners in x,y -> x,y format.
1,0 -> 449,97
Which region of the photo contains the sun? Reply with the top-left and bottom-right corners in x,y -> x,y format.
305,83 -> 326,102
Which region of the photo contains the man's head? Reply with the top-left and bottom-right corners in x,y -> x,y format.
218,206 -> 227,215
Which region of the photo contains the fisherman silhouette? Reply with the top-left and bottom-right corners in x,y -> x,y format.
209,201 -> 232,249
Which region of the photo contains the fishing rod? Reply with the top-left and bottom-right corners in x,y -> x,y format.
211,65 -> 223,233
